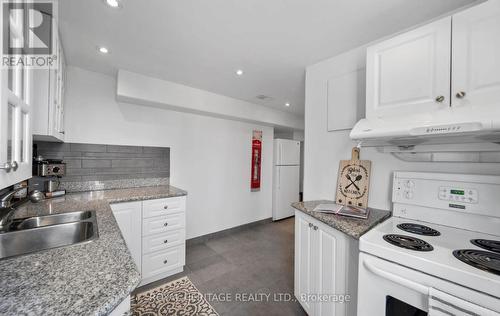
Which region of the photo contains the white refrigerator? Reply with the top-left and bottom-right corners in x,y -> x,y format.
272,139 -> 301,221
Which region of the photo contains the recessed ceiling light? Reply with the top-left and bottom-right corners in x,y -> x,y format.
285,102 -> 291,107
98,46 -> 109,54
105,0 -> 121,8
236,69 -> 243,76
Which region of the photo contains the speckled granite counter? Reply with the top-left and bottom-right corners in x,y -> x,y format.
0,185 -> 187,316
292,200 -> 391,239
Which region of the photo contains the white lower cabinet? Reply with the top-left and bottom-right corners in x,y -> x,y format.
110,201 -> 142,271
111,196 -> 186,287
141,196 -> 186,285
295,213 -> 315,314
142,245 -> 185,279
294,210 -> 359,316
142,229 -> 184,253
142,212 -> 185,236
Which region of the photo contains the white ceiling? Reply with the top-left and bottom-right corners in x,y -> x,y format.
59,0 -> 476,115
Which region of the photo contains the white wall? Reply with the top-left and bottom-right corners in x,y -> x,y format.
65,66 -> 274,239
304,50 -> 500,211
117,70 -> 304,130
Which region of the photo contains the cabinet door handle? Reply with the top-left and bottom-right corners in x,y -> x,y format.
164,205 -> 169,209
308,223 -> 313,228
435,96 -> 445,103
456,91 -> 466,99
164,239 -> 168,244
163,259 -> 168,264
10,161 -> 18,171
164,222 -> 169,226
0,162 -> 12,172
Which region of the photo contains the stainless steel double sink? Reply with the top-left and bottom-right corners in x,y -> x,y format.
0,210 -> 99,260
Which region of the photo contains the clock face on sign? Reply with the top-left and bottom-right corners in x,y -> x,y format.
338,164 -> 369,203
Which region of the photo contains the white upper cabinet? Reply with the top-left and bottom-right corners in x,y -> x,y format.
452,0 -> 500,109
0,8 -> 33,189
366,17 -> 452,119
306,45 -> 366,132
32,16 -> 66,142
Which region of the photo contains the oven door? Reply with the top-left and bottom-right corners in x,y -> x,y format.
357,253 -> 500,316
358,253 -> 429,316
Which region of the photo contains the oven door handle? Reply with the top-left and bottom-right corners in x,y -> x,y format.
363,260 -> 429,295
429,288 -> 497,316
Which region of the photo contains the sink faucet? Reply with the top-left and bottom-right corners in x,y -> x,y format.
0,188 -> 23,231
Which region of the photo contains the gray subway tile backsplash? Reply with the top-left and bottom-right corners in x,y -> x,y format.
81,159 -> 112,169
105,145 -> 143,153
70,143 -> 107,153
63,159 -> 82,169
111,158 -> 155,168
34,142 -> 170,183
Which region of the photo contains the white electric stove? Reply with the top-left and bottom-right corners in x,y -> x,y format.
358,172 -> 500,316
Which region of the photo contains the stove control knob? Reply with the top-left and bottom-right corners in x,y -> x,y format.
405,191 -> 414,199
406,180 -> 415,188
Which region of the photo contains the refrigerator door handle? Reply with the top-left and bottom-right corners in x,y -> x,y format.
279,143 -> 283,165
278,168 -> 281,189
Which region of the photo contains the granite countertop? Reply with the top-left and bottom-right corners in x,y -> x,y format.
0,185 -> 187,316
292,200 -> 391,239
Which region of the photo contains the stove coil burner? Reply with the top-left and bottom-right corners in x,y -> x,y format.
383,234 -> 434,251
397,223 -> 441,236
453,249 -> 500,276
471,239 -> 500,254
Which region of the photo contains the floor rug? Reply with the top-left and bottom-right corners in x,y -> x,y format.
131,276 -> 218,316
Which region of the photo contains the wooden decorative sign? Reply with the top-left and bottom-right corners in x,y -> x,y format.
335,147 -> 371,208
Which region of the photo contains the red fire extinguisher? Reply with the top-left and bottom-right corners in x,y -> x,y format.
251,131 -> 262,190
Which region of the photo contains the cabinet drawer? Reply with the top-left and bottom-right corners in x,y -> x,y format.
142,197 -> 185,219
142,230 -> 185,254
142,245 -> 185,279
142,213 -> 185,236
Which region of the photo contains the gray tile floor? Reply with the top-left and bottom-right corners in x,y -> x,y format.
136,217 -> 307,316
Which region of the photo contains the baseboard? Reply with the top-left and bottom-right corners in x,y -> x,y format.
186,217 -> 273,246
